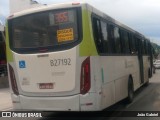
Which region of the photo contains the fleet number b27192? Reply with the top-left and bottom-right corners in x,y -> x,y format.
50,58 -> 71,66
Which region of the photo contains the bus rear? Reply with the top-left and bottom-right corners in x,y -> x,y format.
7,3 -> 98,111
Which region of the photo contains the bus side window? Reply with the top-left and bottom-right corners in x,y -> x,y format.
146,40 -> 149,55
142,39 -> 145,55
108,25 -> 122,54
100,21 -> 109,53
130,34 -> 136,54
144,39 -> 148,55
134,36 -> 139,53
92,18 -> 103,53
114,26 -> 121,54
120,30 -> 130,54
108,25 -> 116,53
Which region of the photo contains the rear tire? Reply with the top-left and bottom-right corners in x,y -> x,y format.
126,77 -> 134,103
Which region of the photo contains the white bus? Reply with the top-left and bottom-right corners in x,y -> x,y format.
6,2 -> 153,111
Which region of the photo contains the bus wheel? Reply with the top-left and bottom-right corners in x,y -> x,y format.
126,77 -> 134,103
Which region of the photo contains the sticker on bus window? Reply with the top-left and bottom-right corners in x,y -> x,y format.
19,61 -> 26,68
57,28 -> 74,42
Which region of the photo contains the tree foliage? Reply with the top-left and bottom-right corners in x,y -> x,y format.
151,42 -> 160,59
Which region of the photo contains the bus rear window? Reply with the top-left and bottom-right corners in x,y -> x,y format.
8,7 -> 82,53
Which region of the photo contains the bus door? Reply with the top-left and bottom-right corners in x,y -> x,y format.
137,38 -> 144,84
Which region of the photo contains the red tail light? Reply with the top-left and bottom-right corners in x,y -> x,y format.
80,57 -> 91,94
9,64 -> 19,95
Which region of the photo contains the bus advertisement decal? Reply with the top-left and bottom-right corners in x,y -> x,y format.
57,28 -> 74,42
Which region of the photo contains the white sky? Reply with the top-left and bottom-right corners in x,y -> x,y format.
0,0 -> 160,45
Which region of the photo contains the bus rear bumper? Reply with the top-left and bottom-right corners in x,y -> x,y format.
11,93 -> 99,111
12,94 -> 80,111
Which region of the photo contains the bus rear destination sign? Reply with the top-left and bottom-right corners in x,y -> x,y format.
57,28 -> 74,42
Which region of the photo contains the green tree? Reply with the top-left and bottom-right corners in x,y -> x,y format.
151,42 -> 160,59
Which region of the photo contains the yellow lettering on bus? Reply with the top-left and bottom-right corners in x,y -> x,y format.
57,28 -> 74,42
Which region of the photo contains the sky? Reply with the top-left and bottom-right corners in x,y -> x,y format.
0,0 -> 9,24
0,0 -> 160,45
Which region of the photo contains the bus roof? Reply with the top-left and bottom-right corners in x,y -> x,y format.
8,2 -> 82,19
8,2 -> 149,40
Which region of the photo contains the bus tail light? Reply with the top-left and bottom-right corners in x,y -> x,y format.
80,57 -> 91,94
9,64 -> 19,95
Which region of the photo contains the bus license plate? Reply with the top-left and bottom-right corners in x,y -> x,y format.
39,83 -> 54,89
